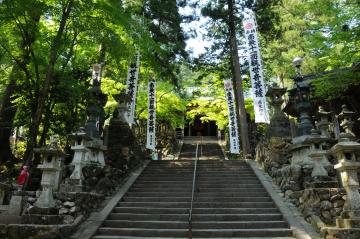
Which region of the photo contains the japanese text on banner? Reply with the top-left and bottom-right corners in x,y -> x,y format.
146,80 -> 156,150
125,52 -> 141,124
243,9 -> 270,124
224,80 -> 240,154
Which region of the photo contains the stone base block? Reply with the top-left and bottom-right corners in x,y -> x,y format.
27,206 -> 58,215
321,227 -> 360,239
0,215 -> 22,224
305,180 -> 338,188
336,218 -> 360,228
59,182 -> 85,193
21,214 -> 63,225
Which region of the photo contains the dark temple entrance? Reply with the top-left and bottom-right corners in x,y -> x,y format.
184,116 -> 217,136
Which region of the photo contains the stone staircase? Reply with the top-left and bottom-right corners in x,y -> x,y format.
91,160 -> 294,239
192,160 -> 293,238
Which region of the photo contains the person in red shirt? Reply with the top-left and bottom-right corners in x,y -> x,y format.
17,166 -> 30,188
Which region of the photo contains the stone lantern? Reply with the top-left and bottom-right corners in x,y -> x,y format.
68,127 -> 92,187
329,137 -> 360,228
328,105 -> 360,229
337,104 -> 356,140
265,83 -> 291,138
316,106 -> 331,138
34,138 -> 65,210
305,129 -> 332,179
284,57 -> 313,136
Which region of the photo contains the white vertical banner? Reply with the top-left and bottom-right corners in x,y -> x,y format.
224,80 -> 240,154
125,52 -> 141,124
243,9 -> 270,124
146,79 -> 156,150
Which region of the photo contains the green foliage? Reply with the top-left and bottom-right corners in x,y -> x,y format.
0,0 -> 188,163
136,81 -> 187,128
183,71 -> 254,129
261,0 -> 360,98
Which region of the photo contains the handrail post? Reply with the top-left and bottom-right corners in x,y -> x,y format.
188,144 -> 199,239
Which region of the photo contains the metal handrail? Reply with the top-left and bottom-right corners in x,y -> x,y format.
188,143 -> 199,239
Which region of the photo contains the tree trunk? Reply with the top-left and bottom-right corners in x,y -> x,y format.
227,0 -> 251,156
0,67 -> 20,164
0,8 -> 41,165
24,0 -> 74,164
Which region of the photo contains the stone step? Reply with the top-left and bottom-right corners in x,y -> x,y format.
113,207 -> 189,214
197,173 -> 256,177
92,236 -> 294,239
192,221 -> 288,229
126,191 -> 269,197
121,196 -> 272,203
102,220 -> 288,230
126,192 -> 193,197
133,182 -> 193,186
96,228 -> 292,238
193,202 -> 276,208
103,220 -> 188,229
191,213 -> 284,221
97,227 -> 188,237
141,173 -> 255,177
195,197 -> 272,202
117,202 -> 276,208
108,213 -> 188,221
197,179 -> 260,183
113,207 -> 279,214
191,228 -> 293,237
129,185 -> 264,192
122,197 -> 191,202
135,178 -> 194,182
137,176 -> 258,181
129,188 -> 192,192
118,202 -> 190,208
193,208 -> 280,214
196,183 -> 262,187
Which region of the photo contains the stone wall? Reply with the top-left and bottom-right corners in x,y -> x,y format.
255,137 -> 344,229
